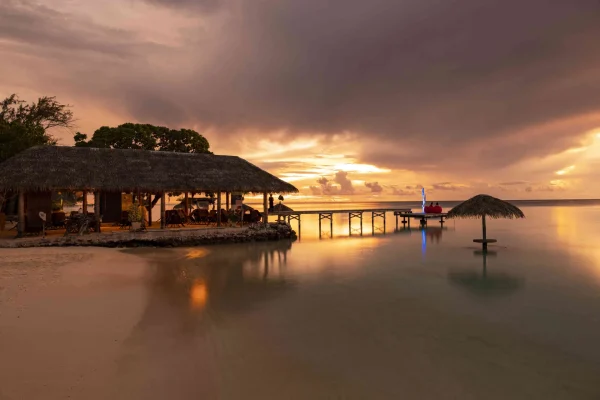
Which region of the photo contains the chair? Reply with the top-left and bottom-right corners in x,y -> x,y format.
196,209 -> 209,225
166,210 -> 184,227
24,215 -> 45,235
208,210 -> 218,224
249,210 -> 262,223
219,209 -> 229,224
177,210 -> 188,225
51,212 -> 66,229
119,211 -> 131,229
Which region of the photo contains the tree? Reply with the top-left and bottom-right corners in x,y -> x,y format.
0,94 -> 74,214
0,94 -> 73,164
75,123 -> 212,223
74,123 -> 211,154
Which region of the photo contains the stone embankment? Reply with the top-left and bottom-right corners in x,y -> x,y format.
0,223 -> 296,248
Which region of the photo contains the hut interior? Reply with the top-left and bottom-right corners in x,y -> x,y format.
25,192 -> 52,234
99,192 -> 122,224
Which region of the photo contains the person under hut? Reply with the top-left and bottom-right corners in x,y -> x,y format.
268,194 -> 274,212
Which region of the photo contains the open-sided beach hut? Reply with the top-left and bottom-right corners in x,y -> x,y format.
0,146 -> 298,236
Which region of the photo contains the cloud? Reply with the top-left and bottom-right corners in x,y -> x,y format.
365,182 -> 383,193
431,182 -> 469,191
334,171 -> 355,195
499,181 -> 529,186
142,0 -> 221,12
309,171 -> 356,196
389,185 -> 418,196
1,0 -> 600,186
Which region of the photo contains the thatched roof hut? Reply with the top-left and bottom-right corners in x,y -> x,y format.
0,146 -> 298,194
447,194 -> 524,249
446,194 -> 525,220
0,146 -> 297,236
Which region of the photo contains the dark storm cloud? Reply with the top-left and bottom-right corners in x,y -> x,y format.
143,0 -> 221,12
0,0 -> 158,57
173,0 -> 600,151
3,0 -> 600,173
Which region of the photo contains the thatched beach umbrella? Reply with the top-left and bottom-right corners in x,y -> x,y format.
447,194 -> 524,249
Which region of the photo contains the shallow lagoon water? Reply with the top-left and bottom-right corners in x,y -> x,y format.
1,205 -> 600,399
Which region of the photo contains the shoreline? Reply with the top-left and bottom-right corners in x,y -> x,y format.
0,222 -> 296,249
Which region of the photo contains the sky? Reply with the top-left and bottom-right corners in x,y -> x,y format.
1,0 -> 599,201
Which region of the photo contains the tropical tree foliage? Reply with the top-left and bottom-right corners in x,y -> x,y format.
74,123 -> 211,154
0,94 -> 73,163
0,94 -> 74,213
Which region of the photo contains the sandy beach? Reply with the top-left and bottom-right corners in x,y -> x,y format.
2,225 -> 600,400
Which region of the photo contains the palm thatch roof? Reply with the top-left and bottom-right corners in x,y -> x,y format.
0,146 -> 298,194
271,203 -> 294,212
447,194 -> 525,219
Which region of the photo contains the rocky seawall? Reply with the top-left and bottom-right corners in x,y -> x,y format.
0,223 -> 296,249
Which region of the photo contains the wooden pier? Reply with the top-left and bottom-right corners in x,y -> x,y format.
274,208 -> 412,237
393,212 -> 447,229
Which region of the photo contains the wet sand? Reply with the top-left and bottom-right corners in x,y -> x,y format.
1,243 -> 600,399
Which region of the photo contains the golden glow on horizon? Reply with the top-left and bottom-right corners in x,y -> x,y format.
331,163 -> 391,174
556,165 -> 575,175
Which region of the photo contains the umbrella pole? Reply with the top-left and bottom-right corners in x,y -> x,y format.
482,213 -> 487,251
482,251 -> 487,278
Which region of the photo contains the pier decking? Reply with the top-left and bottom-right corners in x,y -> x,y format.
393,212 -> 447,229
274,208 -> 414,237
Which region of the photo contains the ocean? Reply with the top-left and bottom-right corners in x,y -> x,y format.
2,201 -> 600,398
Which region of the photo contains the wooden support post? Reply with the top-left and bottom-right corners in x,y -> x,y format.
184,192 -> 189,216
147,193 -> 152,227
226,192 -> 230,211
160,192 -> 166,229
330,214 -> 333,236
359,212 -> 362,236
17,191 -> 25,237
318,213 -> 322,238
383,212 -> 386,233
82,190 -> 88,214
263,192 -> 268,225
371,212 -> 375,236
217,192 -> 222,227
94,191 -> 101,233
348,212 -> 352,235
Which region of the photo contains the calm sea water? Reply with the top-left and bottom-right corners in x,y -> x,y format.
2,202 -> 600,398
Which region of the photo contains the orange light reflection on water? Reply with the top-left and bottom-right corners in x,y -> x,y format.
190,279 -> 208,310
551,207 -> 600,282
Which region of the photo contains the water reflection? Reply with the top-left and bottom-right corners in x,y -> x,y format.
128,240 -> 295,336
447,250 -> 523,297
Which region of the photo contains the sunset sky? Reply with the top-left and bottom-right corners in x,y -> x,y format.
1,0 -> 599,201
